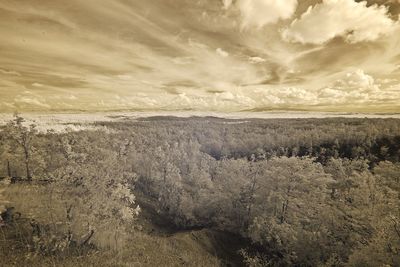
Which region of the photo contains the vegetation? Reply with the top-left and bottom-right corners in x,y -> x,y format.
1,115 -> 400,266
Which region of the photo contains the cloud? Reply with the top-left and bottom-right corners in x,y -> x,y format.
334,69 -> 376,89
222,0 -> 233,10
273,87 -> 318,104
14,96 -> 50,109
1,1 -> 400,113
315,69 -> 400,105
0,68 -> 21,76
249,68 -> 400,110
249,56 -> 267,64
235,0 -> 298,28
217,91 -> 235,100
216,48 -> 229,57
282,0 -> 398,44
32,82 -> 44,87
117,74 -> 133,81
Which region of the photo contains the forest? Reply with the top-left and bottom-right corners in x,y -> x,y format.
0,114 -> 399,266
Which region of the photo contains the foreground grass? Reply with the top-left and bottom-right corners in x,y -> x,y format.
1,229 -> 222,266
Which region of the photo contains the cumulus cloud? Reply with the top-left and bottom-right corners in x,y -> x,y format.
254,86 -> 319,106
334,69 -> 376,89
315,70 -> 400,105
282,0 -> 398,44
250,68 -> 400,110
234,0 -> 298,28
274,87 -> 318,104
217,91 -> 235,100
161,90 -> 257,111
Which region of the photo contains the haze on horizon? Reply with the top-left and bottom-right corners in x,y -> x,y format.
1,0 -> 400,113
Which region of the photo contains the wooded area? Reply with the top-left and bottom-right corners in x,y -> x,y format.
1,115 -> 399,266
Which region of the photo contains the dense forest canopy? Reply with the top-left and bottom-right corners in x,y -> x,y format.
1,115 -> 399,266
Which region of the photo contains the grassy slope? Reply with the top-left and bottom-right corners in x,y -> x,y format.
0,183 -> 245,267
135,189 -> 246,267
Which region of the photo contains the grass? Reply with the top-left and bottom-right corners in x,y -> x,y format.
1,183 -> 245,266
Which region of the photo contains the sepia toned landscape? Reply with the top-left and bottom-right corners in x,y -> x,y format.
1,113 -> 399,266
1,0 -> 400,266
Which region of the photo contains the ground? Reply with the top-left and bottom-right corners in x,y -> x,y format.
0,183 -> 246,267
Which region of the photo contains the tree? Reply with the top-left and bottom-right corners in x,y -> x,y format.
237,155 -> 261,229
5,114 -> 37,180
348,214 -> 400,267
373,161 -> 400,192
347,161 -> 400,266
0,130 -> 13,177
248,157 -> 335,266
45,131 -> 140,251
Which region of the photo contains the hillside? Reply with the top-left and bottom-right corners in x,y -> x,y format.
0,182 -> 245,266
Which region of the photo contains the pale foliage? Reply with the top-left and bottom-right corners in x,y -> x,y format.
46,132 -> 140,250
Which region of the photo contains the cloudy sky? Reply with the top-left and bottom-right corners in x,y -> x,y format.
1,0 -> 400,113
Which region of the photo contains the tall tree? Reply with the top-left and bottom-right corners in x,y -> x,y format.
47,131 -> 140,250
5,114 -> 37,180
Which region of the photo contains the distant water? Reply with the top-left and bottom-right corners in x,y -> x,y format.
0,111 -> 399,133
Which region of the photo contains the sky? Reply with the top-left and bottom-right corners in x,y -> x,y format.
0,0 -> 400,113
